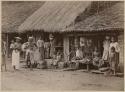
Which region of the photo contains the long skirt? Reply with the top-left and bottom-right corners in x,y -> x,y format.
110,61 -> 116,71
115,52 -> 119,71
29,50 -> 35,64
102,50 -> 109,61
2,54 -> 6,66
50,46 -> 55,58
34,49 -> 41,64
12,50 -> 20,69
45,48 -> 50,59
39,47 -> 44,60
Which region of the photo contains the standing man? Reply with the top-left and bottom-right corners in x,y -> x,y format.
23,37 -> 36,70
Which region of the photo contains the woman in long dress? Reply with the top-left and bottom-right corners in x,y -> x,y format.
37,37 -> 44,60
12,37 -> 21,70
109,37 -> 120,71
80,37 -> 86,57
10,40 -> 15,58
102,36 -> 110,63
44,42 -> 50,59
50,39 -> 56,58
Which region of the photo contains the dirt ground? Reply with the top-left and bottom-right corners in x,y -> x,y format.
1,60 -> 124,91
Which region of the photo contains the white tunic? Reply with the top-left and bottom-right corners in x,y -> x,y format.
12,42 -> 21,69
109,42 -> 120,54
12,50 -> 20,69
102,40 -> 110,61
76,49 -> 83,58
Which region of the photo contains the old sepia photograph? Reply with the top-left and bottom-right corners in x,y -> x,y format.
1,1 -> 124,91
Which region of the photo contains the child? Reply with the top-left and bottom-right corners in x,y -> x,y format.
70,47 -> 83,69
75,47 -> 83,60
92,47 -> 104,69
109,47 -> 117,75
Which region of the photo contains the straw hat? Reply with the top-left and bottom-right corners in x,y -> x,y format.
49,34 -> 54,41
28,36 -> 33,40
15,37 -> 21,40
28,36 -> 34,42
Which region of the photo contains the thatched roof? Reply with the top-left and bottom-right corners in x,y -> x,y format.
18,1 -> 91,33
63,2 -> 124,32
2,1 -> 45,33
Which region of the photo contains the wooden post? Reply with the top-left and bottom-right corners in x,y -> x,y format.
63,36 -> 69,62
5,33 -> 9,71
87,64 -> 89,71
6,33 -> 9,58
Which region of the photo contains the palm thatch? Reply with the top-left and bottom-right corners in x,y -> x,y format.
2,1 -> 45,33
18,1 -> 91,33
63,2 -> 124,32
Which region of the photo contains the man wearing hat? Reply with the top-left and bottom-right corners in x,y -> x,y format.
23,36 -> 37,70
12,37 -> 22,70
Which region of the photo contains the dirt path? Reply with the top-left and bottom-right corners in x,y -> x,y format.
1,61 -> 124,91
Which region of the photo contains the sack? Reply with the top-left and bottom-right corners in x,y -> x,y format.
37,60 -> 47,69
99,67 -> 109,72
58,62 -> 65,69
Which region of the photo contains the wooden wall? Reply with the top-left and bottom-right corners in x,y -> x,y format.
118,32 -> 124,73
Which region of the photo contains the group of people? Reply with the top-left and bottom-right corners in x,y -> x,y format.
1,35 -> 120,75
102,36 -> 120,75
70,36 -> 120,75
9,36 -> 56,71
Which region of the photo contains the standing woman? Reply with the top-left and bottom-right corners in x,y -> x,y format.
80,37 -> 86,58
44,41 -> 50,59
37,36 -> 45,60
102,36 -> 110,65
10,40 -> 15,58
109,36 -> 120,71
12,37 -> 22,70
49,34 -> 55,58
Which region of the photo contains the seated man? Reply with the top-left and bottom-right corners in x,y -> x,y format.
70,47 -> 83,69
52,50 -> 63,69
92,47 -> 104,69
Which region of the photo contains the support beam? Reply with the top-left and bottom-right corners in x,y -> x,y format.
6,33 -> 9,62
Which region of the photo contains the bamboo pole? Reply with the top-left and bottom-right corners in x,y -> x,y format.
6,33 -> 8,58
5,33 -> 9,71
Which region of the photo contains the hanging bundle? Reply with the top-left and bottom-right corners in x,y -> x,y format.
49,34 -> 54,41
